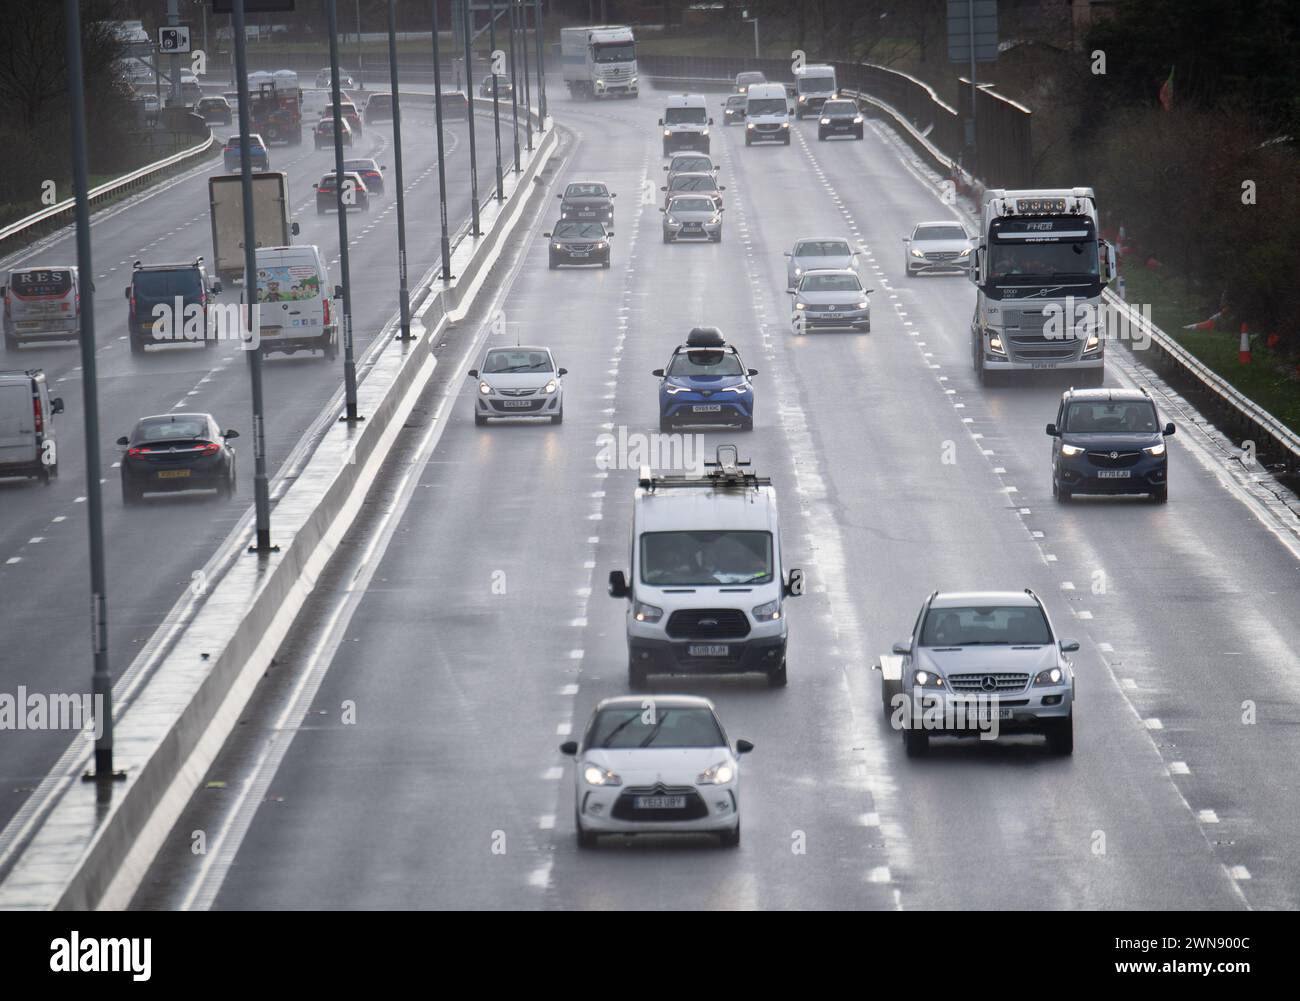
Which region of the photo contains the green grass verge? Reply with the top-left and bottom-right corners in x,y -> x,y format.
1120,265 -> 1300,434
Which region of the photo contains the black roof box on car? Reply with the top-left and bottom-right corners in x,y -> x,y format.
686,326 -> 725,347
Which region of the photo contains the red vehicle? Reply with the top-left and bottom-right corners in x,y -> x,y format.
249,82 -> 302,146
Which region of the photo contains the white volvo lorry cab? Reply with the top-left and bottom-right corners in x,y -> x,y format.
609,445 -> 802,688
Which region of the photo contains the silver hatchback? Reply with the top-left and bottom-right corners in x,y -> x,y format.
661,195 -> 723,243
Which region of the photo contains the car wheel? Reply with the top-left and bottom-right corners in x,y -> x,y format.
881,676 -> 901,718
474,413 -> 488,426
1085,366 -> 1105,387
601,258 -> 610,269
856,128 -> 864,140
712,231 -> 722,243
905,267 -> 916,278
121,478 -> 140,506
659,416 -> 673,433
548,256 -> 557,270
1045,714 -> 1074,756
740,417 -> 754,431
662,232 -> 671,244
129,336 -> 146,355
718,822 -> 740,848
629,658 -> 649,688
220,473 -> 235,500
317,204 -> 326,215
903,722 -> 929,757
551,409 -> 563,425
783,134 -> 791,145
575,810 -> 598,849
767,659 -> 788,688
818,131 -> 826,141
1055,478 -> 1072,503
1153,485 -> 1168,504
744,135 -> 752,147
325,338 -> 338,362
4,330 -> 19,351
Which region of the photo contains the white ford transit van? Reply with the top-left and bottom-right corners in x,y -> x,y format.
253,245 -> 339,360
2,266 -> 83,349
0,368 -> 63,482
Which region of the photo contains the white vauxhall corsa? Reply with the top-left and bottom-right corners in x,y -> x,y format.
560,695 -> 753,848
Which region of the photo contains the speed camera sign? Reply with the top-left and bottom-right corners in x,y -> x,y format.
158,26 -> 191,54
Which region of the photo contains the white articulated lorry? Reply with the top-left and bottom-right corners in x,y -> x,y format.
969,187 -> 1117,386
560,25 -> 638,99
208,171 -> 300,286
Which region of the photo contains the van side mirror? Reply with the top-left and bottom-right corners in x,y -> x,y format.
291,222 -> 301,236
1046,423 -> 1059,436
116,436 -> 129,447
891,641 -> 912,655
1163,422 -> 1176,436
334,285 -> 343,298
660,186 -> 667,191
556,193 -> 563,199
708,117 -> 714,125
735,739 -> 754,755
610,192 -> 617,197
212,280 -> 223,294
467,369 -> 478,378
559,740 -> 578,756
557,368 -> 568,376
1059,640 -> 1080,653
657,118 -> 664,126
51,398 -> 64,415
123,286 -> 131,299
608,570 -> 630,599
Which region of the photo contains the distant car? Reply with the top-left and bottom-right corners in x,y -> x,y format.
117,413 -> 239,505
557,181 -> 615,223
785,236 -> 856,289
734,70 -> 766,93
880,589 -> 1077,756
314,171 -> 370,214
722,93 -> 747,124
817,97 -> 863,140
560,695 -> 752,848
661,172 -> 724,211
1047,387 -> 1175,503
314,116 -> 354,149
479,74 -> 514,99
363,92 -> 393,123
196,95 -> 232,125
790,269 -> 872,333
664,153 -> 718,184
125,258 -> 221,354
903,220 -> 973,276
654,326 -> 756,431
323,100 -> 363,135
467,345 -> 566,425
315,69 -> 357,89
544,220 -> 612,269
661,194 -> 723,244
223,134 -> 269,171
343,157 -> 385,195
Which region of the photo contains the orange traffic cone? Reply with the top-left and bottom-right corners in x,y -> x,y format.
1238,323 -> 1251,364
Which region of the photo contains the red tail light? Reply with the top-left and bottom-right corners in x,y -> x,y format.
129,291 -> 136,318
33,397 -> 42,435
195,442 -> 220,456
323,295 -> 331,327
127,445 -> 149,458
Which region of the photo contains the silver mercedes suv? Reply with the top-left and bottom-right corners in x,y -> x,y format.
876,589 -> 1077,756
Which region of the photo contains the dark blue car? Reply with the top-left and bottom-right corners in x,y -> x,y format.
1047,388 -> 1175,503
223,133 -> 269,172
653,327 -> 757,431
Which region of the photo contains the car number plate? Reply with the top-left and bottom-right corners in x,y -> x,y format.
260,326 -> 282,337
501,400 -> 532,408
1030,361 -> 1058,369
157,469 -> 191,479
962,704 -> 1014,721
634,796 -> 686,809
692,404 -> 721,413
688,644 -> 729,657
569,250 -> 589,257
1097,469 -> 1131,478
18,321 -> 45,329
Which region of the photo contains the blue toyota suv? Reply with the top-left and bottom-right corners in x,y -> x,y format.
653,327 -> 757,431
1047,387 -> 1175,503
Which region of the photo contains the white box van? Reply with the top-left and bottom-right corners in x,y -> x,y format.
0,369 -> 64,482
744,82 -> 791,146
794,64 -> 837,118
608,445 -> 802,688
659,94 -> 711,157
2,266 -> 83,349
253,245 -> 339,360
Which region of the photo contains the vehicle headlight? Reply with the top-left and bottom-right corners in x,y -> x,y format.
1033,667 -> 1065,686
1144,443 -> 1166,456
798,95 -> 807,102
595,241 -> 607,249
955,248 -> 971,258
710,216 -> 720,225
913,669 -> 945,688
781,121 -> 790,128
746,123 -> 755,129
663,384 -> 689,395
701,128 -> 709,136
666,216 -> 678,225
723,384 -> 748,394
910,248 -> 926,258
819,117 -> 830,125
697,761 -> 734,785
478,381 -> 492,395
1085,333 -> 1102,351
794,266 -> 803,275
1060,444 -> 1085,457
988,334 -> 1006,355
794,301 -> 807,310
853,115 -> 863,123
633,600 -> 663,623
664,129 -> 672,137
752,598 -> 781,621
543,379 -> 558,394
584,764 -> 622,786
552,242 -> 562,250
856,301 -> 870,310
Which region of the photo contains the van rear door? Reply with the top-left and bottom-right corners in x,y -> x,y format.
255,249 -> 325,343
0,379 -> 36,467
8,268 -> 78,335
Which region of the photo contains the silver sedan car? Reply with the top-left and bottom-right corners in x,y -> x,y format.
467,345 -> 566,425
661,194 -> 723,243
785,236 -> 856,289
903,220 -> 973,276
790,269 -> 872,333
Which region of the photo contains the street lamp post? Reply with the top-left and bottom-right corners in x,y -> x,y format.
461,0 -> 481,236
507,0 -> 521,172
432,0 -> 453,279
327,0 -> 362,423
520,0 -> 532,150
387,0 -> 410,340
488,0 -> 504,201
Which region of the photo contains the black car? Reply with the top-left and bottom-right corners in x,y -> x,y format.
1047,388 -> 1175,503
343,158 -> 385,195
817,98 -> 863,140
196,96 -> 233,125
479,74 -> 514,99
315,171 -> 370,214
118,413 -> 239,504
557,181 -> 615,223
722,94 -> 747,125
544,220 -> 613,269
125,259 -> 221,354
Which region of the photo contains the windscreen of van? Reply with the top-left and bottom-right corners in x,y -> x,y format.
641,530 -> 773,586
592,42 -> 635,63
747,97 -> 786,116
664,107 -> 706,125
10,270 -> 72,298
798,75 -> 835,94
